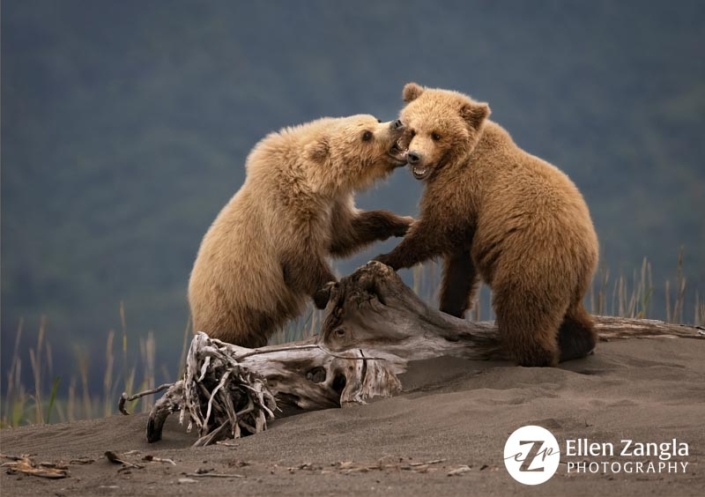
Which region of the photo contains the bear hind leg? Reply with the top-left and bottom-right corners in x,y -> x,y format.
494,292 -> 563,367
196,305 -> 282,349
557,302 -> 597,362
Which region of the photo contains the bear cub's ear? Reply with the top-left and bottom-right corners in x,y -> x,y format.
402,82 -> 424,103
306,137 -> 330,163
460,102 -> 491,129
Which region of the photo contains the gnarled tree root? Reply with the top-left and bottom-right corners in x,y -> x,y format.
121,262 -> 703,445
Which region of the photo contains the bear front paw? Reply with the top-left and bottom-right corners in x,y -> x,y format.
313,281 -> 337,309
393,216 -> 415,237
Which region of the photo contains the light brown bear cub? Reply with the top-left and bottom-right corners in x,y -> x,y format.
190,115 -> 411,347
376,83 -> 599,367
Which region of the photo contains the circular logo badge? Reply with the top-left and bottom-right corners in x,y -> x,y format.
504,425 -> 560,485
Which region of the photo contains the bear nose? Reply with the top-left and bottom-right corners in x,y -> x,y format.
407,151 -> 421,164
392,119 -> 404,130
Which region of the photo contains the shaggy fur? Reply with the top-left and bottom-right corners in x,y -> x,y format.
190,115 -> 411,347
376,83 -> 599,366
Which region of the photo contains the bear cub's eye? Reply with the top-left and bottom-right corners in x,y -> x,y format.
362,131 -> 373,142
431,132 -> 442,141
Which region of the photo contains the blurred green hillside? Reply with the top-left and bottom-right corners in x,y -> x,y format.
2,1 -> 704,385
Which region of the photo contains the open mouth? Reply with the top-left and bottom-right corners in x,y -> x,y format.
387,142 -> 408,167
410,164 -> 431,180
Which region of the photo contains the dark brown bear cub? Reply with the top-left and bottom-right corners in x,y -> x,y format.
376,83 -> 599,367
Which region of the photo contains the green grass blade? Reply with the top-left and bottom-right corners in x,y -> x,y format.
45,376 -> 61,424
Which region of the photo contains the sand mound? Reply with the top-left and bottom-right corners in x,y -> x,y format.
2,338 -> 703,496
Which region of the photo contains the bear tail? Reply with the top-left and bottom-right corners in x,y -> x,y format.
557,302 -> 597,362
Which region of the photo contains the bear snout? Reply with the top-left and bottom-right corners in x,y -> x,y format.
387,119 -> 406,140
387,122 -> 410,166
407,151 -> 431,180
388,141 -> 409,166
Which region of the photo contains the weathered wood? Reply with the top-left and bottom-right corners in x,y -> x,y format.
320,262 -> 703,359
320,261 -> 505,361
127,261 -> 703,445
139,332 -> 404,444
593,315 -> 704,340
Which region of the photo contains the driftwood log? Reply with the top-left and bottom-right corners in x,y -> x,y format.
121,261 -> 704,445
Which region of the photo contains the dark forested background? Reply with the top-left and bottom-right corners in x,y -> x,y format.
2,1 -> 704,390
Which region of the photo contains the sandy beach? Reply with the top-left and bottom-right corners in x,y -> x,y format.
2,337 -> 703,496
